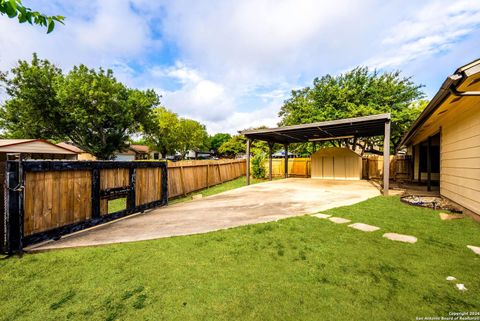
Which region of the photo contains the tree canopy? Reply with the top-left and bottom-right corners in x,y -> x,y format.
0,54 -> 159,159
208,133 -> 231,154
144,107 -> 209,158
0,0 -> 64,33
176,118 -> 209,158
279,67 -> 425,151
218,132 -> 271,157
144,107 -> 181,158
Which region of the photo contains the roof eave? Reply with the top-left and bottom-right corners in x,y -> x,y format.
398,58 -> 480,148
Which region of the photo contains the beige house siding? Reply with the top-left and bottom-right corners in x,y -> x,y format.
440,101 -> 480,214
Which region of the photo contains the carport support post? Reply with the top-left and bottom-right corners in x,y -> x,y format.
427,136 -> 432,192
268,141 -> 274,181
383,120 -> 391,196
246,138 -> 251,185
284,143 -> 289,179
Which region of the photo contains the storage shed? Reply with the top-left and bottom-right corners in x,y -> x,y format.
311,147 -> 362,180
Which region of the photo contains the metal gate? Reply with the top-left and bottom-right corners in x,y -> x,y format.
1,160 -> 168,254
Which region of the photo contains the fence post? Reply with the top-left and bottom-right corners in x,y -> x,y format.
161,163 -> 168,205
6,161 -> 23,254
91,168 -> 100,219
127,168 -> 136,210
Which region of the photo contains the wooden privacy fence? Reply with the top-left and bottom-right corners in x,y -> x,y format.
362,155 -> 411,181
261,158 -> 311,178
168,159 -> 246,198
1,159 -> 246,253
3,161 -> 168,254
259,156 -> 409,180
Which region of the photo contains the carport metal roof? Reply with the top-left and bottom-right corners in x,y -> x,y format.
241,113 -> 391,144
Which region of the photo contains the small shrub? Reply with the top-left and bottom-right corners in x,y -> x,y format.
251,153 -> 266,179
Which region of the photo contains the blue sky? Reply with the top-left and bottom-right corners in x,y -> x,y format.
1,0 -> 479,134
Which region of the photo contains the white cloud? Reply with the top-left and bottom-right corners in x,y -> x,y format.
154,64 -> 235,123
1,0 -> 479,134
365,0 -> 480,69
0,0 -> 154,72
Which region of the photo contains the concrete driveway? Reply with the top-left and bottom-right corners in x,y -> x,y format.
29,178 -> 380,251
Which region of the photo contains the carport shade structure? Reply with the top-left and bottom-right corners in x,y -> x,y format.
241,113 -> 392,195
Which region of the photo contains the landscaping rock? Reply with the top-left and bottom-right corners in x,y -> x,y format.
348,223 -> 380,232
446,276 -> 457,281
456,284 -> 467,291
312,213 -> 331,219
328,217 -> 351,224
382,233 -> 417,243
439,213 -> 464,220
467,245 -> 480,255
192,194 -> 203,200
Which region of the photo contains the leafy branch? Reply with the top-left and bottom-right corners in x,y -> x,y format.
0,0 -> 64,33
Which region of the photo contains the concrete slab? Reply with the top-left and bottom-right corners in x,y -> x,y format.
28,178 -> 380,251
328,217 -> 351,224
467,245 -> 480,255
312,213 -> 331,219
383,233 -> 417,244
348,223 -> 380,232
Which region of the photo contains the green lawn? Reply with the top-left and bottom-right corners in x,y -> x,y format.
1,196 -> 479,320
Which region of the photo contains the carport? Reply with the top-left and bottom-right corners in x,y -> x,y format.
241,113 -> 392,195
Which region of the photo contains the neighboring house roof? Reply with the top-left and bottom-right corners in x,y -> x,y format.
0,139 -> 77,154
399,58 -> 480,148
129,145 -> 150,154
56,142 -> 86,153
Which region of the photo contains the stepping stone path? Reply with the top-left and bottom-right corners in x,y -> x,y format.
312,213 -> 331,219
348,223 -> 380,232
382,233 -> 417,244
467,245 -> 480,255
328,217 -> 351,224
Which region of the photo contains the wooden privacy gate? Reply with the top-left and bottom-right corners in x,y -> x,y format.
2,161 -> 168,254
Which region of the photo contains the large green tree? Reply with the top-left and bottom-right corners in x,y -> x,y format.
176,118 -> 209,158
144,107 -> 181,158
279,67 -> 425,152
0,0 -> 64,33
208,133 -> 231,154
0,55 -> 159,159
0,53 -> 62,139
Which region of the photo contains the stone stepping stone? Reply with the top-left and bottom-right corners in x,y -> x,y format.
383,233 -> 417,243
467,245 -> 480,255
348,223 -> 380,232
456,284 -> 467,291
439,213 -> 464,220
312,213 -> 331,219
328,217 -> 351,224
446,276 -> 457,281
